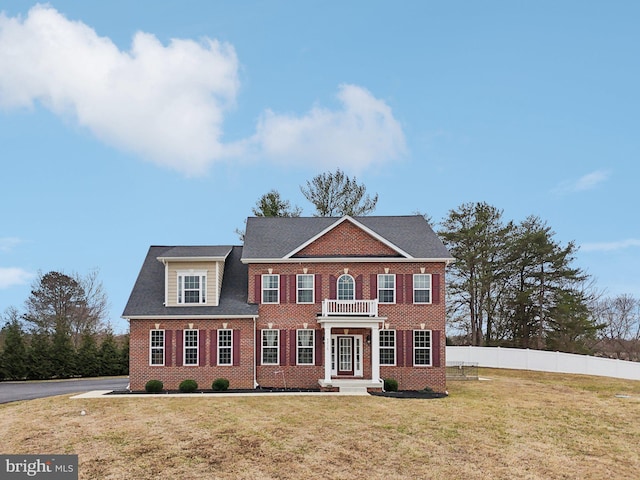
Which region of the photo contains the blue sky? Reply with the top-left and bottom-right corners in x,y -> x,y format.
1,1 -> 638,333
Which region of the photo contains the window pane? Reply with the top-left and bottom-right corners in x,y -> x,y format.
264,275 -> 279,288
414,274 -> 431,289
414,290 -> 430,303
263,330 -> 278,347
298,275 -> 313,289
298,330 -> 313,347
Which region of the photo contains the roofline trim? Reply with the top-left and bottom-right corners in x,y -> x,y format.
157,256 -> 229,263
123,314 -> 259,320
241,256 -> 455,264
281,215 -> 414,260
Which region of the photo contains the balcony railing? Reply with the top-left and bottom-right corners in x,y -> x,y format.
321,299 -> 379,317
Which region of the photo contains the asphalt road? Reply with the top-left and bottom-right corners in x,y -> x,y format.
0,377 -> 129,404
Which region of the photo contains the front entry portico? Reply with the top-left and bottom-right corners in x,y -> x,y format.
317,317 -> 386,389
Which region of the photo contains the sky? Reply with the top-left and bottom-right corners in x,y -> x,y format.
1,1 -> 639,333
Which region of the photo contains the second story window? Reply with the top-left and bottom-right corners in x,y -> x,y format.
297,274 -> 314,303
262,274 -> 279,304
337,274 -> 354,300
414,274 -> 432,304
378,274 -> 395,303
178,272 -> 206,304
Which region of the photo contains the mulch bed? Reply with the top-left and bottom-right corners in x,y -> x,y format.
370,390 -> 448,399
108,388 -> 447,398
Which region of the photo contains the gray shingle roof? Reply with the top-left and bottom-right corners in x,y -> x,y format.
241,215 -> 452,260
122,245 -> 257,318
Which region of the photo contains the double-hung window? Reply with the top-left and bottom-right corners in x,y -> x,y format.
378,274 -> 395,303
150,330 -> 164,366
218,329 -> 232,365
262,274 -> 279,304
261,329 -> 279,364
379,330 -> 396,365
297,274 -> 314,303
178,272 -> 207,304
184,329 -> 199,366
413,274 -> 432,304
414,330 -> 432,366
297,329 -> 314,365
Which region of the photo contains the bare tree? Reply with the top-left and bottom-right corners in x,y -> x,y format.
301,168 -> 378,217
23,270 -> 109,348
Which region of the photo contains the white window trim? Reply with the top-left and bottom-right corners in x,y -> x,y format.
413,330 -> 432,367
413,273 -> 433,305
296,274 -> 315,304
296,329 -> 315,365
149,329 -> 165,366
183,329 -> 199,366
379,329 -> 396,366
217,329 -> 233,366
177,270 -> 207,305
378,273 -> 396,304
261,329 -> 280,365
262,274 -> 280,304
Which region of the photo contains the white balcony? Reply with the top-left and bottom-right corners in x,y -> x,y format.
321,299 -> 379,317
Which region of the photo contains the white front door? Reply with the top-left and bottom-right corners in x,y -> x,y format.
331,335 -> 363,377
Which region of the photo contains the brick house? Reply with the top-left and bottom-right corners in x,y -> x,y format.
123,215 -> 453,393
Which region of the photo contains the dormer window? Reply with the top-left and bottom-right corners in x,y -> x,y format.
177,271 -> 207,304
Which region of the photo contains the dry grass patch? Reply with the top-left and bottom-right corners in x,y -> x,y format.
1,369 -> 639,479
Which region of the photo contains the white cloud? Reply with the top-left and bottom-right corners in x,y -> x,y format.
0,6 -> 406,176
554,170 -> 611,195
246,84 -> 407,172
0,4 -> 240,176
0,267 -> 33,289
0,237 -> 21,252
581,239 -> 640,252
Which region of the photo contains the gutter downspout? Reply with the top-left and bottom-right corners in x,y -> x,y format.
253,315 -> 258,388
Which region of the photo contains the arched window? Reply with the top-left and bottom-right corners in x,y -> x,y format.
337,274 -> 355,300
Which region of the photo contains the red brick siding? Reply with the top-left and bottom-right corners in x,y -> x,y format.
249,261 -> 447,392
129,318 -> 255,391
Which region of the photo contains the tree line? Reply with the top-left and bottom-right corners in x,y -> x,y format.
0,270 -> 128,380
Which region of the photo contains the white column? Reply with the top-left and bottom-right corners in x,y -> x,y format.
323,324 -> 332,383
371,324 -> 380,382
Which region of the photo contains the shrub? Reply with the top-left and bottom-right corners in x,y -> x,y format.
212,378 -> 230,391
145,379 -> 164,393
179,379 -> 198,393
383,378 -> 398,392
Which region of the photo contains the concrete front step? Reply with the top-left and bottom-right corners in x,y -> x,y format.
338,386 -> 370,395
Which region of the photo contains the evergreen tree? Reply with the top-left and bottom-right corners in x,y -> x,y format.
76,333 -> 100,377
50,318 -> 76,378
252,190 -> 301,217
98,332 -> 121,376
118,334 -> 130,375
439,202 -> 513,345
26,332 -> 53,380
1,308 -> 27,380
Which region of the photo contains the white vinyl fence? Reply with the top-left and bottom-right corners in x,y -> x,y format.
447,346 -> 640,381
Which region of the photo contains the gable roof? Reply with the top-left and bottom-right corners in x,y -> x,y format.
241,215 -> 453,262
122,245 -> 257,319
